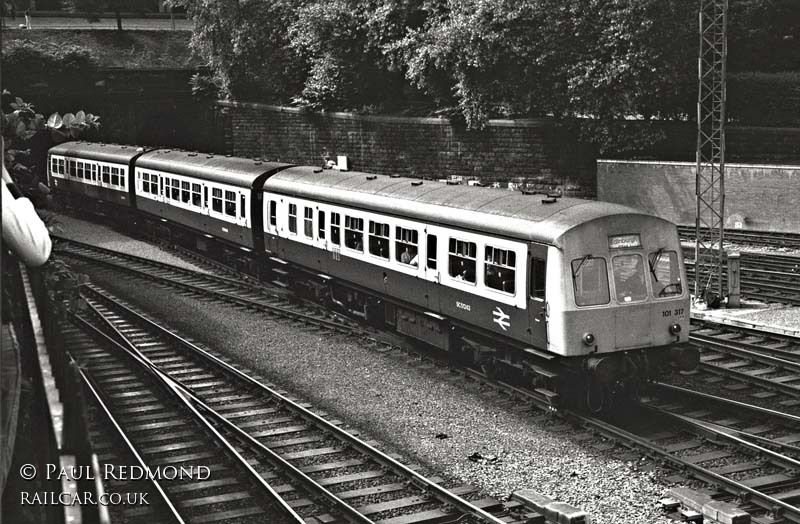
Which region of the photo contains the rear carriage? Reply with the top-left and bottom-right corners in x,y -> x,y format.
47,142 -> 143,215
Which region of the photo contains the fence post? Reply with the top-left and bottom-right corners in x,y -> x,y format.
727,252 -> 741,308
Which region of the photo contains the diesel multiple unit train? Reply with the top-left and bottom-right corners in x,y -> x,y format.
48,141 -> 698,410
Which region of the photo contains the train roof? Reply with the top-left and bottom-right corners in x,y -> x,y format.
264,166 -> 664,246
136,149 -> 292,188
48,141 -> 147,164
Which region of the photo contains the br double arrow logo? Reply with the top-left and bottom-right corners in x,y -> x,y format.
492,307 -> 510,331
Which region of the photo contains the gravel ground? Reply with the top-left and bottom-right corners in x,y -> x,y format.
694,300 -> 800,332
58,218 -> 685,524
54,214 -> 211,274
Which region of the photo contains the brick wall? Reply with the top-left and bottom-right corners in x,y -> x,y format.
217,101 -> 598,197
597,160 -> 800,233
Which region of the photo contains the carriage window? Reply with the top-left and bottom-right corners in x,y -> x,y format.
485,246 -> 516,294
449,238 -> 476,284
149,174 -> 159,195
331,212 -> 341,245
102,166 -> 110,184
68,160 -> 76,178
345,216 -> 364,251
530,257 -> 546,300
224,190 -> 236,217
369,221 -> 390,259
612,254 -> 647,303
141,173 -> 150,193
212,188 -> 223,213
192,183 -> 202,206
269,201 -> 277,227
396,227 -> 418,266
304,207 -> 314,238
181,181 -> 191,203
427,235 -> 437,269
240,195 -> 246,218
171,179 -> 180,200
318,211 -> 326,239
572,256 -> 610,306
649,250 -> 682,298
288,203 -> 297,233
76,162 -> 84,179
118,168 -> 125,187
91,164 -> 98,181
112,167 -> 122,187
51,157 -> 57,174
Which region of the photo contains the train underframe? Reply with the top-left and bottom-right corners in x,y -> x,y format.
63,198 -> 699,412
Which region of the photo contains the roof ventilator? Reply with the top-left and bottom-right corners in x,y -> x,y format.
366,175 -> 377,180
411,180 -> 423,186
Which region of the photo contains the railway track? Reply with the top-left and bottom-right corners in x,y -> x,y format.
686,254 -> 800,305
57,235 -> 800,520
68,283 -> 531,524
678,226 -> 800,251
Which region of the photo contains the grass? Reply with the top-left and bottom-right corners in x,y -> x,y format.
3,29 -> 199,69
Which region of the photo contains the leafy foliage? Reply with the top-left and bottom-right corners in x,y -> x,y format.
176,0 -> 797,149
2,91 -> 100,207
1,39 -> 99,99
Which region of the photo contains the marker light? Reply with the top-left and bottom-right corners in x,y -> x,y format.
669,323 -> 682,335
582,332 -> 596,345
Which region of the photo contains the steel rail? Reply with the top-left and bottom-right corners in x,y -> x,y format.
81,284 -> 509,524
61,245 -> 358,334
652,382 -> 800,426
71,358 -> 186,524
567,408 -> 800,521
71,306 -> 309,524
80,294 -> 375,524
691,333 -> 800,375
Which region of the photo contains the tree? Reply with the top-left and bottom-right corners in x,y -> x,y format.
172,0 -> 306,102
77,0 -> 155,30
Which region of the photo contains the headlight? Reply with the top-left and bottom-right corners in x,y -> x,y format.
582,332 -> 595,345
669,323 -> 682,335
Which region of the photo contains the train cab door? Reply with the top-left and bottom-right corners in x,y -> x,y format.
422,227 -> 442,310
528,244 -> 548,349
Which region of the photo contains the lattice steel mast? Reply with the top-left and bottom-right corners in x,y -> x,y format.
694,0 -> 729,304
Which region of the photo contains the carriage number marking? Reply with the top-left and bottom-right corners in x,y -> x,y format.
456,301 -> 471,311
662,308 -> 685,318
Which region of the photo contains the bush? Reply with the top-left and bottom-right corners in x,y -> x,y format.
727,72 -> 800,125
1,39 -> 99,99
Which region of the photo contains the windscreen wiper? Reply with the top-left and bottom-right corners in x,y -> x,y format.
572,254 -> 592,278
649,248 -> 664,281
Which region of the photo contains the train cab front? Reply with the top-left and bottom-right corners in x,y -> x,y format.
545,213 -> 698,409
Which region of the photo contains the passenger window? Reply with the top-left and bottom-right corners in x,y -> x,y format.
612,254 -> 647,303
331,212 -> 341,245
171,179 -> 180,200
192,183 -> 202,205
112,167 -> 121,187
369,220 -> 390,259
304,207 -> 314,238
140,172 -> 149,193
318,211 -> 326,240
269,201 -> 277,227
649,250 -> 682,298
77,162 -> 84,179
288,203 -> 297,233
212,188 -> 223,213
102,166 -> 110,184
396,227 -> 418,267
484,246 -> 516,294
345,216 -> 364,251
571,256 -> 610,306
448,238 -> 476,284
530,257 -> 546,300
224,191 -> 237,217
427,235 -> 437,270
68,160 -> 76,178
181,181 -> 191,203
240,194 -> 247,218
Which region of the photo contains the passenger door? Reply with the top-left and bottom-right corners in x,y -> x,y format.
528,243 -> 548,349
422,227 -> 441,310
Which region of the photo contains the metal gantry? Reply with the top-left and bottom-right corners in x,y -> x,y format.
694,0 -> 729,304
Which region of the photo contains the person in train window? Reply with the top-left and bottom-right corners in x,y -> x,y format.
400,247 -> 412,264
409,253 -> 418,267
354,239 -> 363,252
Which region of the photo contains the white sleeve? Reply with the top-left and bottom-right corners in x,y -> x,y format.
2,181 -> 52,267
